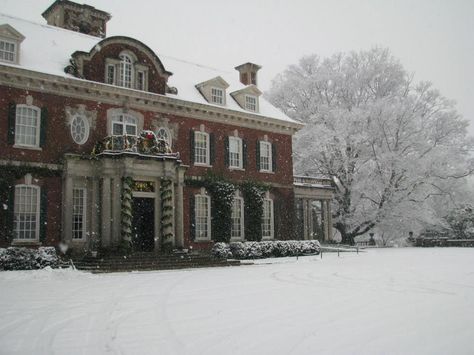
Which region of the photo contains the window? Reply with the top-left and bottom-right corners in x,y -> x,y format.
261,198 -> 274,239
259,141 -> 272,172
72,188 -> 86,240
194,131 -> 210,165
111,114 -> 138,136
15,105 -> 41,147
70,115 -> 90,144
229,136 -> 243,169
106,64 -> 115,85
14,185 -> 40,241
137,71 -> 145,91
156,127 -> 172,146
0,39 -> 16,63
195,194 -> 211,240
211,87 -> 224,105
118,53 -> 133,88
245,95 -> 257,112
231,196 -> 244,240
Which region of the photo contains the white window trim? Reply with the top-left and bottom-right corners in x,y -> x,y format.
72,188 -> 87,241
13,184 -> 40,242
259,141 -> 273,173
105,63 -> 116,85
194,131 -> 210,166
118,53 -> 134,88
70,114 -> 90,145
136,70 -> 147,91
229,136 -> 243,169
111,114 -> 138,136
210,86 -> 225,105
14,104 -> 41,149
261,198 -> 274,240
245,94 -> 257,112
230,196 -> 245,241
195,193 -> 211,241
156,126 -> 172,146
0,38 -> 17,64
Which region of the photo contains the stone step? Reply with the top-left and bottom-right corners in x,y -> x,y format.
74,260 -> 240,273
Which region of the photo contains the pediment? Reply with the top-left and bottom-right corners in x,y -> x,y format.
195,76 -> 229,90
0,24 -> 25,42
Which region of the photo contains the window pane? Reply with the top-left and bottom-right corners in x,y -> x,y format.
14,186 -> 39,240
15,106 -> 39,146
72,188 -> 86,239
194,132 -> 209,164
195,195 -> 210,239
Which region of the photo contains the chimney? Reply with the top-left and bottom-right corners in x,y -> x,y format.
42,0 -> 111,38
235,62 -> 262,86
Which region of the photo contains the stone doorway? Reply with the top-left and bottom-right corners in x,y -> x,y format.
132,197 -> 155,251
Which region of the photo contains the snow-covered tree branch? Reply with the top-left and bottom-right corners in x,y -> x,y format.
268,47 -> 474,244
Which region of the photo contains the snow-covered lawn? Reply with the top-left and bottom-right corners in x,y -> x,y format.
1,248 -> 473,355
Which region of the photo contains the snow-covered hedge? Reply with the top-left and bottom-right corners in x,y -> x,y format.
0,247 -> 61,271
212,240 -> 321,259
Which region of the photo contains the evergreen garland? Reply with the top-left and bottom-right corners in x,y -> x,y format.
160,179 -> 174,251
241,181 -> 267,241
121,176 -> 133,251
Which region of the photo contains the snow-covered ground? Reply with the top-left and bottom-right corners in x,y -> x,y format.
1,248 -> 473,355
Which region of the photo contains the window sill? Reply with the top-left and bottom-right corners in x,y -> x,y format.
13,144 -> 42,151
194,163 -> 212,168
194,238 -> 212,243
11,240 -> 42,246
229,167 -> 245,171
259,170 -> 274,174
71,239 -> 87,243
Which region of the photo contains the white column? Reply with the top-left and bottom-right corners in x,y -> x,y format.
112,178 -> 122,245
175,181 -> 184,248
90,178 -> 99,246
101,177 -> 111,246
63,176 -> 73,244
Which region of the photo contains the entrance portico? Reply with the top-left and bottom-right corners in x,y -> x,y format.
294,176 -> 335,242
62,147 -> 186,252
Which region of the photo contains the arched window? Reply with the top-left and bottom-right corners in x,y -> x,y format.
156,127 -> 172,146
118,53 -> 133,88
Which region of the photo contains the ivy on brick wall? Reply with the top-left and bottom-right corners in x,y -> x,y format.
241,181 -> 267,241
186,174 -> 268,243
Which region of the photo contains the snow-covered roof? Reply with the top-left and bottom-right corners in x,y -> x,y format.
0,13 -> 298,126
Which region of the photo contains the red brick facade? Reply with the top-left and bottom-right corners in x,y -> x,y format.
0,3 -> 302,252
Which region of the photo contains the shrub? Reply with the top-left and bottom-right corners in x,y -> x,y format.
0,247 -> 61,271
212,240 -> 321,259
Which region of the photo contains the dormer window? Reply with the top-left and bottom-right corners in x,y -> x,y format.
104,51 -> 149,91
211,87 -> 224,105
230,85 -> 262,113
0,40 -> 16,63
0,24 -> 25,65
195,76 -> 229,106
119,53 -> 133,88
245,95 -> 257,112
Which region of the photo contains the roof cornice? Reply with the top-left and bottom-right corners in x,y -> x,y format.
0,65 -> 304,135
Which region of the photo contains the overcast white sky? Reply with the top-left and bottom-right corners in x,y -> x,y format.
2,0 -> 473,134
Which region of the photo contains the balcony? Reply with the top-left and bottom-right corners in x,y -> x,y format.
92,131 -> 180,160
293,175 -> 333,188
